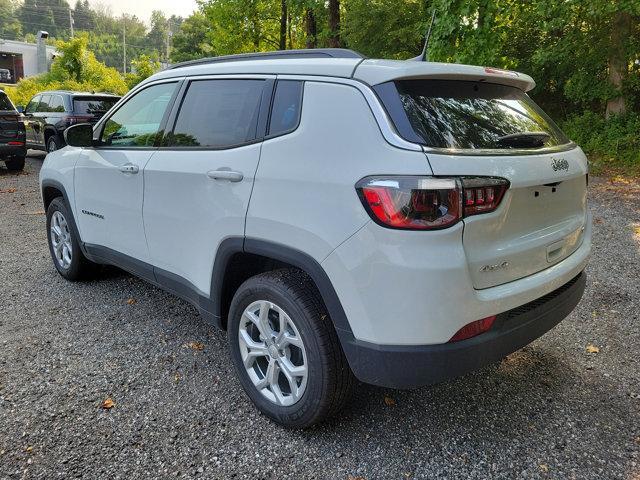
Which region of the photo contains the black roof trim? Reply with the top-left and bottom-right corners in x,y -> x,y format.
167,49 -> 364,71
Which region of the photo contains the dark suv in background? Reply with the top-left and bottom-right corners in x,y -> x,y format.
19,91 -> 119,153
0,89 -> 26,171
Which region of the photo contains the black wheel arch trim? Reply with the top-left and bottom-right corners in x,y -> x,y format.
40,179 -> 90,258
211,237 -> 354,336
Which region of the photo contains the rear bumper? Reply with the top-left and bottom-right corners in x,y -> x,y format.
340,271 -> 586,389
0,143 -> 26,157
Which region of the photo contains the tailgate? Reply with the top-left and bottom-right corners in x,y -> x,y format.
0,111 -> 22,141
427,147 -> 589,289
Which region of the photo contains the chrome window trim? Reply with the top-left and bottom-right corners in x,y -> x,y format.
422,142 -> 578,156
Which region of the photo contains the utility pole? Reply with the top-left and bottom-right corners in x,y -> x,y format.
69,10 -> 74,37
122,24 -> 126,74
165,21 -> 172,64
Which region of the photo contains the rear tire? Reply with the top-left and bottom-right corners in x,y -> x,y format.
5,156 -> 25,171
46,197 -> 96,280
228,269 -> 354,428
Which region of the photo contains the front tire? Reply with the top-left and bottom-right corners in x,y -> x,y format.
5,156 -> 25,171
46,197 -> 96,280
47,134 -> 62,153
228,269 -> 354,428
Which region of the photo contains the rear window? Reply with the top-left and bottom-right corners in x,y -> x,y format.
375,80 -> 569,150
73,97 -> 118,116
0,92 -> 14,111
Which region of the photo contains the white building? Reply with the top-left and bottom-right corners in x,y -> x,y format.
0,32 -> 58,83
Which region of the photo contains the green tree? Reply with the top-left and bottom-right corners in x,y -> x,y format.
0,0 -> 23,40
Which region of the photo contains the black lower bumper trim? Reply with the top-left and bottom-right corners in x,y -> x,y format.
340,272 -> 586,389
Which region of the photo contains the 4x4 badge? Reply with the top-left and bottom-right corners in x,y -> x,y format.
551,158 -> 569,171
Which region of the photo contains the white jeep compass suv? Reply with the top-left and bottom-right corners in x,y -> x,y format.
39,49 -> 591,428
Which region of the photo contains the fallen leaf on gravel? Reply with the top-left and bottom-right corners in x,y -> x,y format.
0,187 -> 16,193
347,477 -> 365,480
101,398 -> 115,409
586,344 -> 600,354
634,226 -> 640,236
126,298 -> 137,305
593,217 -> 603,224
25,446 -> 33,453
22,210 -> 45,215
383,395 -> 396,407
174,373 -> 181,383
185,342 -> 204,351
539,464 -> 549,473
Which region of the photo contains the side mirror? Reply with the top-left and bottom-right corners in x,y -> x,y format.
64,123 -> 94,148
16,105 -> 24,113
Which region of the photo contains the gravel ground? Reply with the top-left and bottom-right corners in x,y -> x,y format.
0,154 -> 639,480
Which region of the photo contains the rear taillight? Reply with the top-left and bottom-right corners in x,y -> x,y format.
448,315 -> 497,343
356,176 -> 509,230
461,177 -> 509,217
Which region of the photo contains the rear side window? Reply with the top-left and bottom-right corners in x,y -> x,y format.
376,80 -> 569,150
166,79 -> 266,148
0,93 -> 14,111
49,95 -> 65,112
37,95 -> 52,113
268,80 -> 303,136
74,97 -> 118,116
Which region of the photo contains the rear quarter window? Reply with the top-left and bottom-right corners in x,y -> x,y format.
375,79 -> 570,150
73,97 -> 118,116
268,80 -> 303,137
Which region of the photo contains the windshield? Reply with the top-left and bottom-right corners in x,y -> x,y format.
73,97 -> 118,116
0,93 -> 15,111
377,79 -> 569,150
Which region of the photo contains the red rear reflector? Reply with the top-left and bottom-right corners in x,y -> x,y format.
8,141 -> 24,146
448,315 -> 497,343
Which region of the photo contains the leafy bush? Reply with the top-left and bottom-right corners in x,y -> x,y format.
562,112 -> 640,174
5,34 -> 128,106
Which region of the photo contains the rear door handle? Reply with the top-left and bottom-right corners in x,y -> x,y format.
119,163 -> 139,174
206,169 -> 243,182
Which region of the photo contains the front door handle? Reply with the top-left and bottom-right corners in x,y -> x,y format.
206,169 -> 243,182
119,163 -> 139,174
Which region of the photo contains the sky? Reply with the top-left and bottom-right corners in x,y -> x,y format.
91,0 -> 198,24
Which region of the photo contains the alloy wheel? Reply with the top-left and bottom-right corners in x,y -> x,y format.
50,210 -> 73,269
238,300 -> 308,406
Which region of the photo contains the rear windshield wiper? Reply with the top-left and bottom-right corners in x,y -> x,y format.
495,131 -> 550,148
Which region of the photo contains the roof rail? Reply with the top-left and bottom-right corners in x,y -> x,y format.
167,48 -> 364,70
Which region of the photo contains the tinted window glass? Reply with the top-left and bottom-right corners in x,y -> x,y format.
268,80 -> 303,136
49,95 -> 65,112
0,92 -> 14,111
74,97 -> 118,116
391,80 -> 569,149
167,79 -> 265,148
25,95 -> 40,114
37,95 -> 52,112
101,82 -> 177,147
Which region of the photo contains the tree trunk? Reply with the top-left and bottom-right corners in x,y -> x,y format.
305,8 -> 317,49
288,12 -> 293,49
279,0 -> 287,50
605,11 -> 632,117
328,0 -> 341,48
